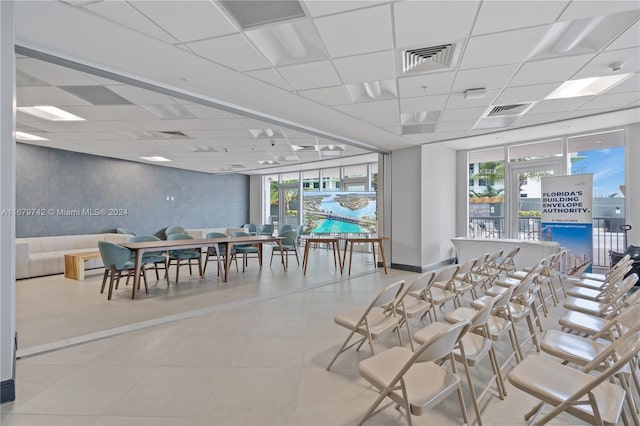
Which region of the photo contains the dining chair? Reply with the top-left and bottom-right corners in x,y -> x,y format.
166,233 -> 203,283
203,232 -> 237,276
357,319 -> 471,426
270,229 -> 299,268
98,240 -> 147,300
437,298 -> 506,426
165,225 -> 186,237
278,223 -> 293,234
230,231 -> 261,272
508,328 -> 640,426
259,223 -> 274,236
327,280 -> 406,371
129,235 -> 169,285
116,227 -> 136,236
242,224 -> 258,236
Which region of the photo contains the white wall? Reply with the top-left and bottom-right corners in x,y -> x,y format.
420,144 -> 457,266
390,144 -> 457,270
390,146 -> 422,267
249,175 -> 262,226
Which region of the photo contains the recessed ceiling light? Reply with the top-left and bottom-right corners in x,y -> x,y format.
15,131 -> 48,141
464,88 -> 487,100
17,106 -> 85,121
545,74 -> 632,99
140,156 -> 171,162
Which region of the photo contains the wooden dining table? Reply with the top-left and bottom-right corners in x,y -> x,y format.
121,235 -> 285,299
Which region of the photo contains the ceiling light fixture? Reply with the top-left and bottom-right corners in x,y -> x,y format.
552,16 -> 605,54
545,74 -> 632,99
464,88 -> 487,100
362,81 -> 382,99
17,106 -> 85,121
140,156 -> 171,162
15,131 -> 48,141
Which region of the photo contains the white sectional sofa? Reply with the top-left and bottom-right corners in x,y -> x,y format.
15,233 -> 131,279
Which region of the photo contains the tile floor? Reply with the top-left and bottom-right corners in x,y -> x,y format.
1,247 -> 634,425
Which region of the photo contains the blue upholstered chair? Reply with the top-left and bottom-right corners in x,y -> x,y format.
278,224 -> 293,235
165,225 -> 186,237
203,232 -> 238,276
116,227 -> 136,236
98,240 -> 147,300
166,233 -> 203,283
259,224 -> 274,236
242,224 -> 258,236
129,235 -> 169,285
231,231 -> 261,272
270,229 -> 299,268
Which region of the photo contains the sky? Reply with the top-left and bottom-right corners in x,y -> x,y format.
572,147 -> 625,198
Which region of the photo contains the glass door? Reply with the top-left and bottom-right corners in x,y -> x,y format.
506,159 -> 564,239
278,184 -> 299,230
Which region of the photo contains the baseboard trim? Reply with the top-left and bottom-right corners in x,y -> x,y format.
391,258 -> 456,273
0,379 -> 15,403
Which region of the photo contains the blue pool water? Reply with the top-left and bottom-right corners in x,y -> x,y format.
313,219 -> 363,233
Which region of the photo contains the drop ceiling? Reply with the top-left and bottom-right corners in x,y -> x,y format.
12,0 -> 640,175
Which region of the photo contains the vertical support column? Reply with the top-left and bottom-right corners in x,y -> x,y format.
625,123 -> 639,244
0,0 -> 16,404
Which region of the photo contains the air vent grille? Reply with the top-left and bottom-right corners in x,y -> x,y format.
487,104 -> 531,117
157,130 -> 189,138
402,43 -> 456,74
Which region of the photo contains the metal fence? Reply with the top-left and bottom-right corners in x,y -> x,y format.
468,216 -> 627,267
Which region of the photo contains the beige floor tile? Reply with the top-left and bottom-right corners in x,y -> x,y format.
91,416 -> 196,425
0,414 -> 97,425
103,366 -> 223,418
160,336 -> 245,366
230,336 -> 305,368
197,368 -> 300,418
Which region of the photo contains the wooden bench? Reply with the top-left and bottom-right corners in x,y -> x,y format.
64,251 -> 101,280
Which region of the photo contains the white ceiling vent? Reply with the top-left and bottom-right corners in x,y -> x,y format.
486,103 -> 533,117
401,43 -> 459,74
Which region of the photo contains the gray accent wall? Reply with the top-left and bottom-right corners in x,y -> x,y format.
16,144 -> 249,237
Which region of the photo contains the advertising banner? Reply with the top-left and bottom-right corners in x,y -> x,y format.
541,174 -> 593,272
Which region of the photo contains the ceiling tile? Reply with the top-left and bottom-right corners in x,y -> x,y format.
439,106 -> 487,122
17,87 -> 93,106
529,97 -> 594,114
452,64 -> 520,92
573,47 -> 640,79
179,104 -> 235,119
245,69 -> 293,91
434,129 -> 472,140
129,1 -> 237,43
398,71 -> 455,98
606,19 -> 640,51
400,94 -> 448,113
186,34 -> 270,72
16,58 -> 100,86
297,86 -> 352,105
276,61 -> 342,90
436,120 -> 477,133
445,89 -> 501,109
559,1 -> 640,21
361,114 -> 401,127
107,84 -> 176,105
495,82 -> 562,104
514,112 -> 568,127
472,1 -> 567,35
510,54 -> 593,86
62,105 -> 157,121
332,50 -> 396,84
303,1 -> 386,17
577,91 -> 640,109
85,1 -> 178,44
351,99 -> 399,116
393,1 -> 479,48
459,26 -> 549,69
313,5 -> 393,57
605,72 -> 640,94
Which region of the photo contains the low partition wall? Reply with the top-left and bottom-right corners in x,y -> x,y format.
451,237 -> 559,270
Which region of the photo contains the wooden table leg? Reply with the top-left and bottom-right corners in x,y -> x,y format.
303,241 -> 311,275
131,249 -> 143,299
224,243 -> 232,283
371,242 -> 377,269
378,240 -> 388,274
277,240 -> 287,271
335,241 -> 343,274
348,242 -> 355,275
